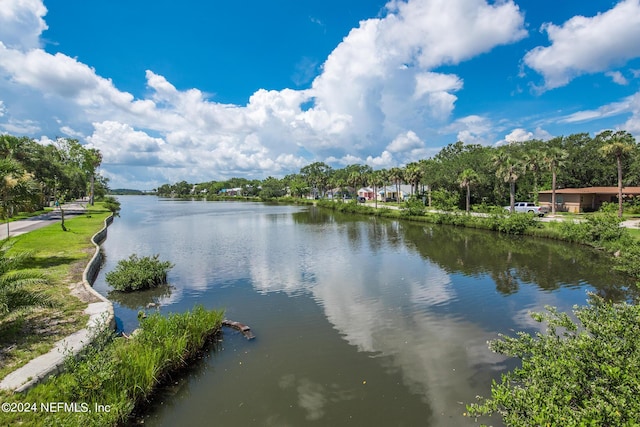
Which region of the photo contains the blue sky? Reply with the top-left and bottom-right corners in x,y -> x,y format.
1,0 -> 640,189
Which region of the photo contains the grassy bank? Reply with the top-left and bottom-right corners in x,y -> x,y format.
0,205 -> 112,380
0,306 -> 224,426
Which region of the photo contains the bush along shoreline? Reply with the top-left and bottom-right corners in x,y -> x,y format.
466,294 -> 640,426
1,305 -> 224,426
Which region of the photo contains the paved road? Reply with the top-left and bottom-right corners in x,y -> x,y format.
0,202 -> 88,239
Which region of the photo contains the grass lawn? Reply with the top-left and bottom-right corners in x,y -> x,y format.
0,205 -> 113,380
628,228 -> 640,240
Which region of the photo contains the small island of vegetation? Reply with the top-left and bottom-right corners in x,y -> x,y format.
106,254 -> 174,292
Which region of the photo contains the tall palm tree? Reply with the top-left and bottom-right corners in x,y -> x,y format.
599,130 -> 636,218
458,168 -> 480,213
418,159 -> 438,208
377,169 -> 390,204
347,170 -> 367,198
542,146 -> 568,215
388,167 -> 404,202
0,240 -> 53,317
493,148 -> 526,213
370,170 -> 385,209
404,162 -> 424,196
524,147 -> 544,205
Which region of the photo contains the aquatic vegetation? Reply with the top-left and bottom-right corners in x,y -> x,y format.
106,254 -> 173,292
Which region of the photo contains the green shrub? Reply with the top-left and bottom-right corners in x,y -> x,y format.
102,196 -> 121,214
585,212 -> 629,245
106,254 -> 174,292
555,210 -> 631,249
467,294 -> 640,426
623,199 -> 640,214
431,189 -> 460,211
402,197 -> 426,216
615,240 -> 640,278
495,213 -> 539,235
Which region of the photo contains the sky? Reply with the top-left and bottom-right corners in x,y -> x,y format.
1,0 -> 640,190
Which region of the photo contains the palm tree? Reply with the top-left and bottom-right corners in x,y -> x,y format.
418,159 -> 438,208
458,168 -> 480,213
524,147 -> 544,205
388,167 -> 404,202
370,170 -> 385,209
599,130 -> 636,218
0,240 -> 53,317
542,146 -> 568,215
493,148 -> 526,213
404,162 -> 424,196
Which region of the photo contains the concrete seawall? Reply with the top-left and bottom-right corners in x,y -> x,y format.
0,214 -> 116,392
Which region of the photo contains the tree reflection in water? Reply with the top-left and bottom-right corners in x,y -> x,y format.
108,284 -> 173,310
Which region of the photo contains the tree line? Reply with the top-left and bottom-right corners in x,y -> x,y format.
0,134 -> 106,223
157,130 -> 639,216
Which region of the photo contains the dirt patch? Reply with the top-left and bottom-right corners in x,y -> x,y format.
69,281 -> 102,304
0,308 -> 86,378
67,255 -> 103,304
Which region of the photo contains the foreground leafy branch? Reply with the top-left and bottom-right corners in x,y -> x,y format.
467,294 -> 640,426
0,239 -> 52,317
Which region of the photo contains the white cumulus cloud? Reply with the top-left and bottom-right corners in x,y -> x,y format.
524,0 -> 640,90
502,127 -> 552,144
0,0 -> 47,50
0,0 -> 529,187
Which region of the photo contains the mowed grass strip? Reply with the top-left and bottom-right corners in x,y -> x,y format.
0,205 -> 112,380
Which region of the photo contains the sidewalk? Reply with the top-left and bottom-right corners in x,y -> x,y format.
0,202 -> 87,239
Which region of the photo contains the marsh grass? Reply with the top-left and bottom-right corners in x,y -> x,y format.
0,205 -> 112,380
1,306 -> 224,426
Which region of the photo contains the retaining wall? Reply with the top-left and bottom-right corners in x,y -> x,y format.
0,213 -> 116,392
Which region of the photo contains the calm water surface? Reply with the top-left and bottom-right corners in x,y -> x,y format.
92,196 -> 631,427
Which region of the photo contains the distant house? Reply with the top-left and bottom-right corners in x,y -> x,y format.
220,187 -> 243,196
379,184 -> 412,201
538,187 -> 640,213
327,186 -> 355,199
357,187 -> 375,200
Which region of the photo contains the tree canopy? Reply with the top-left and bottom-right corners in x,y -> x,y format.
0,135 -> 107,221
156,130 -> 639,212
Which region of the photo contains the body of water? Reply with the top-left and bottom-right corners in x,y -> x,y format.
92,196 -> 631,426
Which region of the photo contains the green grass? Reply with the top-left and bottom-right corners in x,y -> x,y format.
0,204 -> 112,380
627,228 -> 640,240
0,306 -> 224,427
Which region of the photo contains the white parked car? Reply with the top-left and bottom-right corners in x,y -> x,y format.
504,202 -> 548,217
